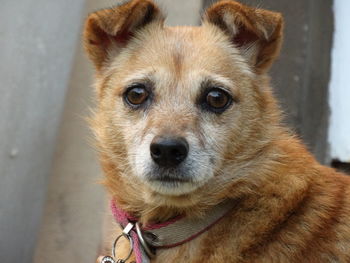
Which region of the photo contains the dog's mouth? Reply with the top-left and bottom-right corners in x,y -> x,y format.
147,168 -> 193,184
144,168 -> 199,195
149,175 -> 191,183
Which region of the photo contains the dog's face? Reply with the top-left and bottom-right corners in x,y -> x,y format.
84,0 -> 283,204
111,25 -> 254,196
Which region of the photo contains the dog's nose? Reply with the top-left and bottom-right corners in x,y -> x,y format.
150,136 -> 189,167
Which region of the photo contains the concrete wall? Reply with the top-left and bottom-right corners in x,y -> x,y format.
33,1 -> 108,262
0,0 -> 85,262
328,0 -> 350,163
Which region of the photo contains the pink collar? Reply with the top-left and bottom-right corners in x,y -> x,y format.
99,199 -> 237,263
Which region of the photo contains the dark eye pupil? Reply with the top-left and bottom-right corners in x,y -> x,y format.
207,90 -> 228,108
126,86 -> 148,105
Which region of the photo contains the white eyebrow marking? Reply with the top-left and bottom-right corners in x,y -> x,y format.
122,68 -> 155,86
189,70 -> 238,92
206,73 -> 235,88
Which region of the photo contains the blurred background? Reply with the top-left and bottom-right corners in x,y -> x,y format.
0,0 -> 349,262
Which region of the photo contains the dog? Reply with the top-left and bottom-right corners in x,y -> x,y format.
83,0 -> 350,262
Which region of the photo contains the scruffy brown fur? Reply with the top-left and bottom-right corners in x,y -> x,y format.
83,0 -> 350,262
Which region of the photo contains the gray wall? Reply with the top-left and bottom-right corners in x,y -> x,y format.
33,0 -> 108,261
0,0 -> 85,261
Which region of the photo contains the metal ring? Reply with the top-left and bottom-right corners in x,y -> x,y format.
135,223 -> 156,258
112,233 -> 134,262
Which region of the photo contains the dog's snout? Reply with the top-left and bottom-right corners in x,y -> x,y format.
150,136 -> 189,167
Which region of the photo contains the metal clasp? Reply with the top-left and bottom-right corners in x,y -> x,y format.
135,222 -> 156,258
113,223 -> 134,262
98,223 -> 134,263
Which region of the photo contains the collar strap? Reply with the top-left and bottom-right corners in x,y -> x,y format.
110,199 -> 237,263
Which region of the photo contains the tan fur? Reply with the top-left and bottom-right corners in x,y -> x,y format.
83,0 -> 350,262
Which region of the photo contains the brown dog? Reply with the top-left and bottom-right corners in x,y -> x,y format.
83,0 -> 350,262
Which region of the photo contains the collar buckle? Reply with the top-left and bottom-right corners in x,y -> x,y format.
135,222 -> 156,258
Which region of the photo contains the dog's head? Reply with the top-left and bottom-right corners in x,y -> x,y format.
84,0 -> 283,207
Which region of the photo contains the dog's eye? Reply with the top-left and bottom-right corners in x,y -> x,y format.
124,84 -> 149,106
205,88 -> 231,111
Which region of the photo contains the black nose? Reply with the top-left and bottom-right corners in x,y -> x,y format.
150,136 -> 189,167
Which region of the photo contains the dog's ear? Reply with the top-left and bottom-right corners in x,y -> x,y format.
83,0 -> 164,71
203,0 -> 283,74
